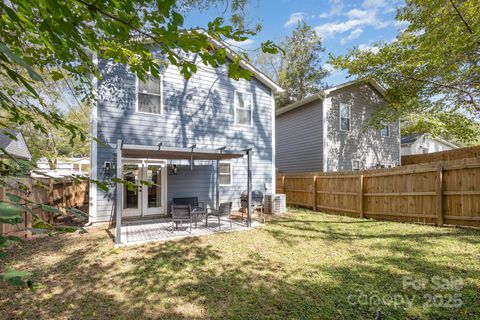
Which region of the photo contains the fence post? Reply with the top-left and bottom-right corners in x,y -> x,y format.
312,176 -> 317,211
436,168 -> 444,226
48,179 -> 54,223
282,175 -> 285,194
25,179 -> 33,238
0,186 -> 5,235
359,174 -> 364,218
62,180 -> 67,214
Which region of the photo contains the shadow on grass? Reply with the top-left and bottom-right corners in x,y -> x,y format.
1,210 -> 479,319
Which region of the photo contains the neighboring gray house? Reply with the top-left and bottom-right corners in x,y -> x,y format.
89,39 -> 283,234
276,80 -> 400,173
401,133 -> 458,155
0,129 -> 31,160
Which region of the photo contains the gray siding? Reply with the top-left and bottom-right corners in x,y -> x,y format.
325,83 -> 400,171
275,100 -> 323,172
93,54 -> 274,222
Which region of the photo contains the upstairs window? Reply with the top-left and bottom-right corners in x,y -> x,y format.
218,162 -> 232,186
352,159 -> 361,171
381,125 -> 390,137
235,91 -> 253,126
137,76 -> 163,115
339,104 -> 350,131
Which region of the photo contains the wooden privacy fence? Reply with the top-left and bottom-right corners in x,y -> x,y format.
0,177 -> 89,237
276,158 -> 480,228
402,145 -> 480,166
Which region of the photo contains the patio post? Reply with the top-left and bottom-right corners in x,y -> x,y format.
115,139 -> 123,245
215,159 -> 220,209
246,149 -> 253,227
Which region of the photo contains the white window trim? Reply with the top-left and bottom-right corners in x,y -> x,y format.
135,75 -> 164,116
351,159 -> 361,171
218,161 -> 233,186
339,103 -> 351,131
381,125 -> 390,137
234,90 -> 253,127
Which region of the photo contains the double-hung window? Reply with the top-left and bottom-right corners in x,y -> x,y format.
218,162 -> 232,186
137,75 -> 163,115
352,159 -> 361,171
381,125 -> 390,137
339,104 -> 351,131
235,91 -> 253,126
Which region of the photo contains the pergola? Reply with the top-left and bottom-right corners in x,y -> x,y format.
114,139 -> 254,245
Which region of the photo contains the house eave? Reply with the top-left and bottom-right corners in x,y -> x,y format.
275,93 -> 324,116
324,79 -> 386,97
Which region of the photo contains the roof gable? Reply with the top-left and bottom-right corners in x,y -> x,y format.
276,79 -> 385,116
0,129 -> 32,160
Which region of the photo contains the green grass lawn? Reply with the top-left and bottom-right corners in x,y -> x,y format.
1,208 -> 480,319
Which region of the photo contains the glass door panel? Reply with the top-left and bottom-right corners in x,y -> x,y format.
122,164 -> 141,217
143,164 -> 165,215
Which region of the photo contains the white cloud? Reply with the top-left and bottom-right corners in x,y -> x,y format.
329,0 -> 344,17
362,0 -> 387,9
225,38 -> 255,50
394,20 -> 409,28
346,9 -> 370,19
340,28 -> 363,44
314,0 -> 392,39
358,43 -> 380,54
323,63 -> 335,73
318,0 -> 344,19
284,12 -> 307,27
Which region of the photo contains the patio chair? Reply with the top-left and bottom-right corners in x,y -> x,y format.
171,204 -> 193,233
206,202 -> 232,230
172,197 -> 205,228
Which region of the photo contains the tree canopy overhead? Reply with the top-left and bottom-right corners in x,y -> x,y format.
0,0 -> 279,142
330,0 -> 479,143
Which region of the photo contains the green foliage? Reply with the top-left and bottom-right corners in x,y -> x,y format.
330,0 -> 479,143
254,22 -> 328,108
401,112 -> 480,147
0,269 -> 31,287
0,0 -> 280,287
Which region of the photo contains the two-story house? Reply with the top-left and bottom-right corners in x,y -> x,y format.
89,40 -> 283,243
276,80 -> 400,173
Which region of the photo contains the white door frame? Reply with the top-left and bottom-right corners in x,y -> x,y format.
121,159 -> 167,218
142,162 -> 167,216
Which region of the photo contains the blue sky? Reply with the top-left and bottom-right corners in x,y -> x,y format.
186,0 -> 408,85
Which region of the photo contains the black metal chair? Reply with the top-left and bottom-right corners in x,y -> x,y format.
171,204 -> 193,233
206,202 -> 232,230
172,197 -> 205,228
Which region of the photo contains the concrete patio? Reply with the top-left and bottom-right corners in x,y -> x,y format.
120,218 -> 264,245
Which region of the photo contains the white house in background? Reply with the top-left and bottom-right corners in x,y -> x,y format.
36,157 -> 90,176
401,133 -> 459,155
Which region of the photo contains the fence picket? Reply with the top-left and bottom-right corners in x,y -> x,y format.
278,157 -> 480,228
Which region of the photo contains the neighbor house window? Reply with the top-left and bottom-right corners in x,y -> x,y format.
352,159 -> 361,171
218,162 -> 232,186
235,91 -> 252,126
339,104 -> 350,131
137,75 -> 163,114
381,125 -> 390,137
